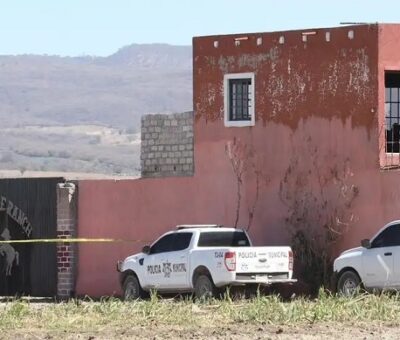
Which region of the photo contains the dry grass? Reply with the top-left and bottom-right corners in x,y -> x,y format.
1,290 -> 400,334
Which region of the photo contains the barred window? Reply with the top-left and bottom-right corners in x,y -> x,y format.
224,73 -> 255,127
385,72 -> 400,153
229,79 -> 252,121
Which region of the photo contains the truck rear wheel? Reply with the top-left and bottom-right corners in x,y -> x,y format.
123,274 -> 144,301
194,274 -> 217,300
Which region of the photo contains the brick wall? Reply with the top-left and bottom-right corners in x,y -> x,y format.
56,182 -> 77,299
141,111 -> 194,177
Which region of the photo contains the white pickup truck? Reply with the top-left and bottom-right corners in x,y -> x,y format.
117,225 -> 296,299
333,220 -> 400,296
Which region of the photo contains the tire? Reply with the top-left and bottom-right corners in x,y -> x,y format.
194,274 -> 217,300
337,270 -> 361,297
123,274 -> 144,301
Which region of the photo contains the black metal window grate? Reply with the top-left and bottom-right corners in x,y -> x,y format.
385,72 -> 400,153
229,78 -> 252,121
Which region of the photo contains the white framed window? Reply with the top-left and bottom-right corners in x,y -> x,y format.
224,72 -> 255,127
385,72 -> 400,153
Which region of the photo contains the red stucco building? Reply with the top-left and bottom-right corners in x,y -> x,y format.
75,24 -> 400,296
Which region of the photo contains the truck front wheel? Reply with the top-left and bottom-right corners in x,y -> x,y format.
337,270 -> 361,297
194,274 -> 217,300
123,274 -> 144,300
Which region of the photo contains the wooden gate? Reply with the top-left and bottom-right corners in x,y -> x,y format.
0,178 -> 63,296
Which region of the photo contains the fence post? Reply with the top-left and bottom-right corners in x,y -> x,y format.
56,182 -> 77,299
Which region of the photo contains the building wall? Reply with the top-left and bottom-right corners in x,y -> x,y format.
192,24 -> 383,251
76,24 -> 400,296
141,112 -> 194,177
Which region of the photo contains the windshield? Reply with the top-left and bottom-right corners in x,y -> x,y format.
197,231 -> 251,247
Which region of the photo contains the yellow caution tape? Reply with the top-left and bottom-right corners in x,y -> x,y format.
0,238 -> 144,244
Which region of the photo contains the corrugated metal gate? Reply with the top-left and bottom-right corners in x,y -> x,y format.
0,178 -> 63,296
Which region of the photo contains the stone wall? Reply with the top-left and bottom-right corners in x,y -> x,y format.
141,112 -> 194,177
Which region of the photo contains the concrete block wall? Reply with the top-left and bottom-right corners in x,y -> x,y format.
56,182 -> 77,299
141,111 -> 194,177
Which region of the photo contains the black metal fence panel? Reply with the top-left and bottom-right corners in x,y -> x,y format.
0,178 -> 63,297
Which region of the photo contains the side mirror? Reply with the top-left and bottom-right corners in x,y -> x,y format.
142,245 -> 151,254
361,239 -> 371,249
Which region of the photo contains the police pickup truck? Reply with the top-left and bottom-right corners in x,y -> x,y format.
117,225 -> 296,299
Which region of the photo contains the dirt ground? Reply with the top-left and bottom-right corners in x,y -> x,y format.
1,322 -> 399,340
1,295 -> 400,340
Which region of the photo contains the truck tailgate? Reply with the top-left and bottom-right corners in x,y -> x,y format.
235,247 -> 291,273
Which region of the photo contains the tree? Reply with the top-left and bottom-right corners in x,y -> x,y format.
225,137 -> 269,230
19,165 -> 27,175
279,135 -> 359,293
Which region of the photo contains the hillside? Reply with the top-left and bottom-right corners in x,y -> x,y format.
0,44 -> 192,176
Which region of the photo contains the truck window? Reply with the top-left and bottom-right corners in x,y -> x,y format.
371,224 -> 400,248
150,234 -> 175,254
171,233 -> 193,251
197,231 -> 250,247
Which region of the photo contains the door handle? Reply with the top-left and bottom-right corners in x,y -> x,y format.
384,252 -> 392,256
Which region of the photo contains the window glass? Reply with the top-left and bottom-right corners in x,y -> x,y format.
150,234 -> 175,254
371,224 -> 400,248
198,231 -> 250,247
229,79 -> 252,121
171,233 -> 192,251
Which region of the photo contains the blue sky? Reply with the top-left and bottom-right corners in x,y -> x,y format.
0,0 -> 399,56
